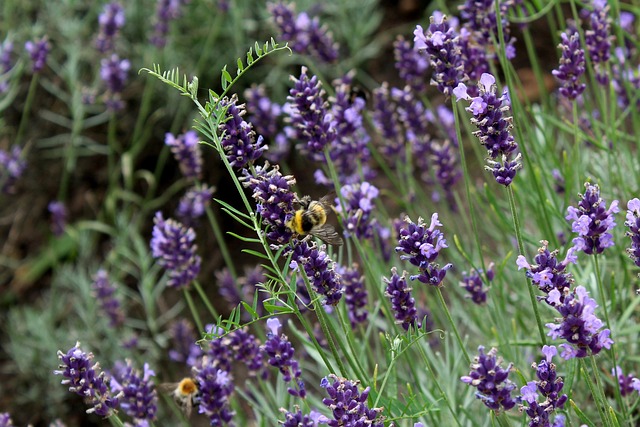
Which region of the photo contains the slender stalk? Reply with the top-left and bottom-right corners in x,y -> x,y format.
183,288 -> 204,333
193,279 -> 219,321
14,74 -> 39,147
435,287 -> 470,364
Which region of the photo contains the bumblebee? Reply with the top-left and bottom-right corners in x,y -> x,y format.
160,377 -> 200,417
286,193 -> 343,246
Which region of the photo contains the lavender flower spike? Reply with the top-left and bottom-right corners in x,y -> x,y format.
565,182 -> 619,255
261,318 -> 306,398
110,360 -> 158,423
92,269 -> 125,328
25,36 -> 50,73
95,2 -> 125,53
552,27 -> 586,100
0,413 -> 13,427
150,212 -> 201,289
165,130 -> 203,181
0,145 -> 27,194
48,201 -> 68,237
384,267 -> 419,330
453,73 -> 522,186
54,342 -> 120,416
321,374 -> 385,427
612,366 -> 636,396
624,198 -> 640,267
291,241 -> 343,306
192,357 -> 235,426
584,0 -> 613,85
461,346 -> 517,412
218,95 -> 267,169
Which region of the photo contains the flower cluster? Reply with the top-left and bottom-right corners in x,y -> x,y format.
176,184 -> 215,227
244,84 -> 283,143
371,83 -> 404,159
48,201 -> 68,237
0,414 -> 12,427
192,356 -> 235,426
92,269 -> 125,328
394,36 -> 428,93
519,346 -> 567,427
458,0 -> 518,59
612,366 -> 638,397
460,346 -> 517,412
54,342 -> 120,416
337,263 -> 368,328
516,241 -> 578,305
150,212 -> 201,289
219,95 -> 268,169
100,54 -> 130,111
291,241 -> 343,306
165,130 -> 203,181
25,36 -> 50,73
268,2 -> 338,63
95,2 -> 125,53
0,145 -> 26,194
241,162 -> 296,245
565,182 -> 619,255
390,86 -> 431,175
320,374 -> 384,427
453,73 -> 522,186
150,0 -> 190,48
546,286 -> 613,359
552,26 -> 586,100
395,213 -> 452,286
281,408 -> 328,427
334,181 -> 379,239
414,13 -> 465,96
460,263 -> 494,305
584,0 -> 613,85
624,198 -> 640,268
431,139 -> 461,208
384,267 -> 419,331
205,327 -> 264,377
110,360 -> 158,423
261,318 -> 306,398
168,319 -> 203,366
0,40 -> 14,93
286,66 -> 336,160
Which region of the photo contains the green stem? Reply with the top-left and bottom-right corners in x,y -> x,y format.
435,287 -> 470,364
183,288 -> 204,333
15,74 -> 39,147
193,279 -> 219,321
205,204 -> 238,279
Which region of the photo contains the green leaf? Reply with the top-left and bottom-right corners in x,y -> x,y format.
227,232 -> 261,243
214,198 -> 251,219
241,249 -> 270,260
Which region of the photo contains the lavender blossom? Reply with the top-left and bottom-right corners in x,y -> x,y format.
459,0 -> 518,59
395,213 -> 452,286
390,85 -> 431,175
458,27 -> 490,85
261,318 -> 306,398
268,2 -> 338,63
54,342 -> 120,416
460,263 -> 493,305
244,84 -> 282,141
565,182 -> 619,255
624,198 -> 640,267
281,408 -> 328,427
110,360 -> 158,423
286,67 -> 336,160
48,201 -> 68,237
516,241 -> 578,305
176,184 -> 215,227
95,2 -> 125,53
241,162 -> 296,245
150,0 -> 190,48
612,366 -> 636,396
552,28 -> 586,100
92,269 -> 125,328
25,36 -> 50,73
414,13 -> 465,96
192,357 -> 235,426
0,414 -> 12,427
384,267 -> 419,331
0,40 -> 14,92
150,212 -> 201,289
0,145 -> 26,194
165,130 -> 202,180
453,73 -> 522,186
205,327 -> 264,377
394,36 -> 428,93
168,319 -> 203,366
291,241 -> 343,306
219,95 -> 268,169
100,54 -> 130,111
371,83 -> 404,160
335,181 -> 379,239
337,263 -> 368,328
461,346 -> 517,412
545,286 -> 613,359
216,267 -> 242,306
520,346 -> 567,427
320,374 -> 384,427
431,139 -> 461,208
584,0 -> 613,85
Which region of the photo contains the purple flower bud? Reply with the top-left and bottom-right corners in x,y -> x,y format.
165,130 -> 203,180
624,198 -> 640,268
281,408 -> 328,427
261,318 -> 306,398
320,374 -> 384,426
612,366 -> 637,397
110,360 -> 157,422
394,35 -> 428,93
92,269 -> 125,328
95,2 -> 125,53
584,0 -> 613,85
168,319 -> 203,366
0,40 -> 15,93
219,95 -> 267,169
100,54 -> 130,111
0,145 -> 26,194
0,413 -> 13,427
54,342 -> 120,416
565,182 -> 619,255
150,212 -> 201,289
48,201 -> 68,237
459,0 -> 518,60
461,346 -> 517,412
268,2 -> 338,63
291,241 -> 343,306
384,267 -> 419,330
371,83 -> 404,160
460,263 -> 493,305
335,181 -> 379,239
244,84 -> 282,141
25,36 -> 50,73
175,184 -> 215,227
337,263 -> 368,328
150,0 -> 190,48
552,27 -> 586,100
192,357 -> 235,425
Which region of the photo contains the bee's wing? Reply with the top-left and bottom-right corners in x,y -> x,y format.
312,224 -> 343,246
